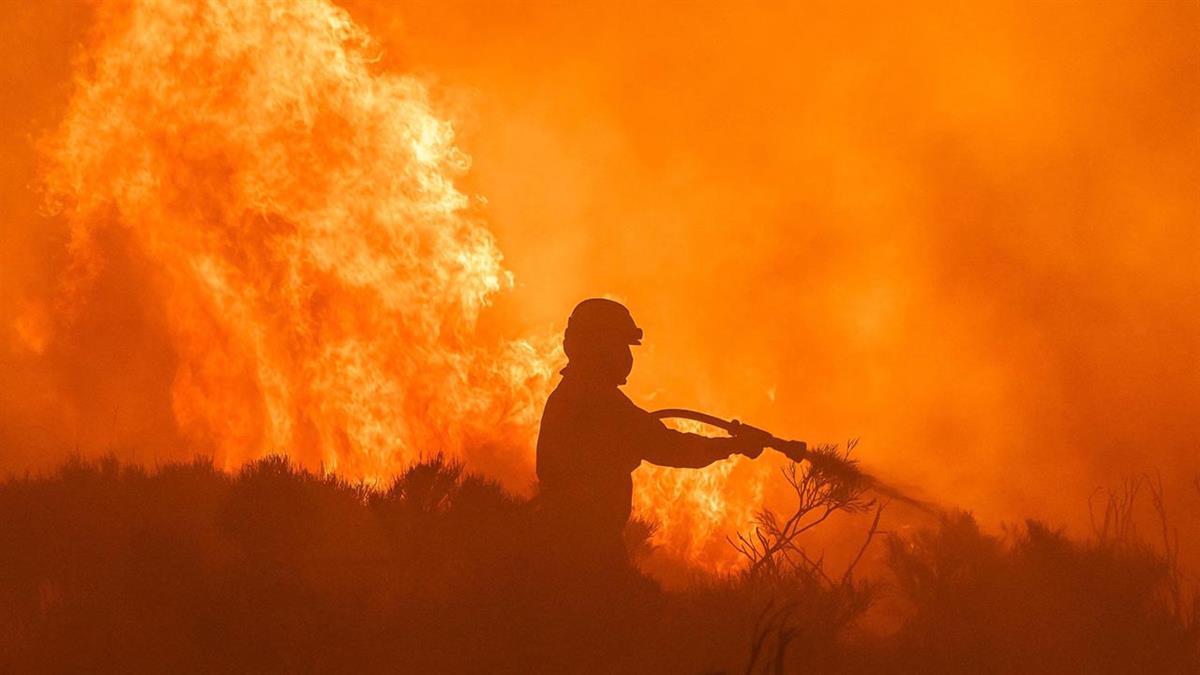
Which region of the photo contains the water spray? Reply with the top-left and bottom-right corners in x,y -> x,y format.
651,408 -> 941,515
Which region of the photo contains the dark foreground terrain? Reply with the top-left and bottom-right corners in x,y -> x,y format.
0,454 -> 1196,674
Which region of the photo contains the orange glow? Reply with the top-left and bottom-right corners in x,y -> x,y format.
633,419 -> 768,571
17,0 -> 760,569
1,0 -> 1197,574
38,0 -> 555,485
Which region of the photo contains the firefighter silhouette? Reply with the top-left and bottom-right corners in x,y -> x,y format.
535,298 -> 769,572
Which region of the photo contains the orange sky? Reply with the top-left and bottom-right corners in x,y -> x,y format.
1,1 -> 1197,570
379,1 -> 1199,521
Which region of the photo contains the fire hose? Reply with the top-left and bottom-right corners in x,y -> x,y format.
650,408 -> 809,463
650,408 -> 938,513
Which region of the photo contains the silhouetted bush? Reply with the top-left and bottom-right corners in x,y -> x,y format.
881,511 -> 1198,674
0,455 -> 1196,674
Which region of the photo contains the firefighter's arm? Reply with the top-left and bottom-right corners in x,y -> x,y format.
635,411 -> 768,469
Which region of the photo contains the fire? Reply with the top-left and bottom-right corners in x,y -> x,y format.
634,460 -> 769,572
10,0 -> 1195,576
41,0 -> 550,482
633,418 -> 771,571
36,0 -> 754,570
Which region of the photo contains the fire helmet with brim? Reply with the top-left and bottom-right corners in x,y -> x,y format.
564,298 -> 642,347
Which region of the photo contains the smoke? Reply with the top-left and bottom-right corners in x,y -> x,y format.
367,1 -> 1199,560
1,1 -> 1197,570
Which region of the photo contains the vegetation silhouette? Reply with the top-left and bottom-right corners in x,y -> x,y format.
0,453 -> 1196,674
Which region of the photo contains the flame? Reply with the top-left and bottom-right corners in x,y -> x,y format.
41,0 -> 554,482
633,419 -> 772,571
34,0 -> 752,570
633,465 -> 768,572
9,0 -> 1194,575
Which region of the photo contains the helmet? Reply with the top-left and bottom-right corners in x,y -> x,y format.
564,298 -> 642,347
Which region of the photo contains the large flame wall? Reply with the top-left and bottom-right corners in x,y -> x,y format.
2,1 -> 1197,571
30,0 -> 552,488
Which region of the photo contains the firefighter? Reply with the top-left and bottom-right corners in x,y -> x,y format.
535,298 -> 770,572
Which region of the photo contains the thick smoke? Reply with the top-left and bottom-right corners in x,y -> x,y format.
1,1 -> 1197,570
368,1 -> 1199,559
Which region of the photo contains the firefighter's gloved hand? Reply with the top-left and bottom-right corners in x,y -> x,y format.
778,440 -> 807,463
730,421 -> 771,459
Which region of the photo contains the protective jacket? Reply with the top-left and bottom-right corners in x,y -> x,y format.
535,371 -> 744,558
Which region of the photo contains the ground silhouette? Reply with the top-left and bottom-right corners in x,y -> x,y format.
0,453 -> 1196,674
